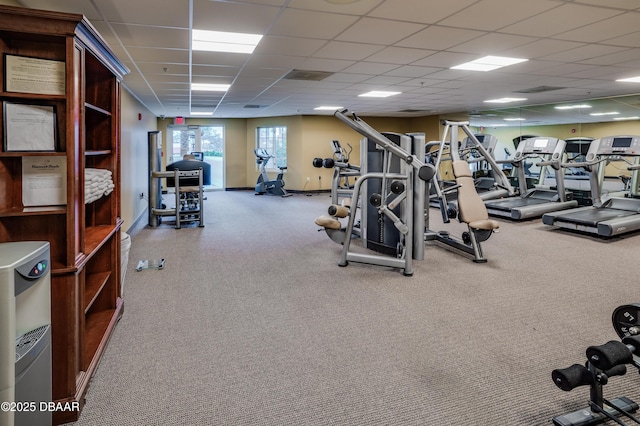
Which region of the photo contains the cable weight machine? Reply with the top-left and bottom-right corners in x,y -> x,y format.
332,109 -> 436,275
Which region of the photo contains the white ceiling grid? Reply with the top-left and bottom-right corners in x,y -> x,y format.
13,0 -> 640,125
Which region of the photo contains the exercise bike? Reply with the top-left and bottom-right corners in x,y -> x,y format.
254,148 -> 291,197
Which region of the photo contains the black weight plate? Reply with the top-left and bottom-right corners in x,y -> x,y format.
612,303 -> 640,338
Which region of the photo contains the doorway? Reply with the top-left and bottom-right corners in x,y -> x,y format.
167,125 -> 225,190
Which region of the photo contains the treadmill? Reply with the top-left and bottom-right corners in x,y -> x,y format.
542,135 -> 640,237
484,136 -> 578,220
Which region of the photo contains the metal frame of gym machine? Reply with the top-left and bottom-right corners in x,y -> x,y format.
426,121 -> 501,262
429,127 -> 515,204
333,109 -> 435,276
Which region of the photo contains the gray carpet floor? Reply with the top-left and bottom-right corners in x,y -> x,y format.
70,191 -> 640,425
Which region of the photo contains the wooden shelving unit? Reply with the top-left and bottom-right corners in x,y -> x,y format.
0,5 -> 128,424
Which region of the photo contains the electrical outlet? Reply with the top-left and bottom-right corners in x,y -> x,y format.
306,177 -> 310,182
318,176 -> 321,181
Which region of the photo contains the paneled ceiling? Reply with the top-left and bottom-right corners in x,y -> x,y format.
15,0 -> 640,126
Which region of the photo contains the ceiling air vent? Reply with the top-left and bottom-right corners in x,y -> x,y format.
283,69 -> 334,81
244,104 -> 268,109
514,86 -> 566,93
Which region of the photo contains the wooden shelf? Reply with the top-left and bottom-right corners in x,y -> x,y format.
0,205 -> 66,217
85,102 -> 112,116
0,5 -> 128,424
84,271 -> 110,313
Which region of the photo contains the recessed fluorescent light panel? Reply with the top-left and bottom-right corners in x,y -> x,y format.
504,117 -> 526,121
614,116 -> 639,121
484,97 -> 527,104
616,76 -> 640,83
191,83 -> 230,92
359,91 -> 401,98
451,56 -> 528,72
314,106 -> 344,111
192,29 -> 263,54
555,104 -> 591,110
590,112 -> 619,116
190,112 -> 214,116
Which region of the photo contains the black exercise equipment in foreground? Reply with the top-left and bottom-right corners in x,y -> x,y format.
551,304 -> 640,426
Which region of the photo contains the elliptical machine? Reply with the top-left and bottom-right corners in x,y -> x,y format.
254,148 -> 291,197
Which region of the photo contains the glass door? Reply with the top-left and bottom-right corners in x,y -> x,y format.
167,125 -> 225,190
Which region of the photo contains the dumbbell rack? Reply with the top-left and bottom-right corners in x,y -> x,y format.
551,304 -> 640,426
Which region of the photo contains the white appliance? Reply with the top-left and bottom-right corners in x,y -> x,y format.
0,241 -> 52,426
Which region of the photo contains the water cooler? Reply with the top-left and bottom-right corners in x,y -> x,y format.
0,241 -> 52,426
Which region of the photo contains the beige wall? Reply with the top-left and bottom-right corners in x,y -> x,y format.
118,106 -> 640,220
120,89 -> 157,232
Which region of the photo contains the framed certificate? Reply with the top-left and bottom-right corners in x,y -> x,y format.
4,54 -> 65,95
3,102 -> 57,151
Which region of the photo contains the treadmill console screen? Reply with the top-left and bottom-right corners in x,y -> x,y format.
612,137 -> 632,148
475,135 -> 485,143
533,138 -> 549,148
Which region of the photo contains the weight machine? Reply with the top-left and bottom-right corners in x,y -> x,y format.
551,304 -> 640,426
326,109 -> 436,275
427,121 -> 501,262
316,111 -> 502,274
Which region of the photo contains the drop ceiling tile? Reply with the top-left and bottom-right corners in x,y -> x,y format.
363,47 -> 436,65
368,0 -> 476,24
411,51 -> 475,68
268,8 -> 359,39
384,66 -> 441,78
254,36 -> 327,56
313,41 -> 384,61
192,51 -> 248,67
578,49 -> 640,66
246,54 -> 306,69
297,57 -> 357,72
336,17 -> 426,45
541,44 -> 629,62
396,26 -> 486,51
573,0 -> 640,10
340,62 -> 401,75
500,39 -> 587,60
604,31 -> 640,48
192,0 -> 281,34
96,0 -> 189,27
109,23 -> 189,49
287,0 -> 384,15
437,0 -> 559,31
555,12 -> 640,43
451,33 -> 537,55
500,3 -> 622,37
124,47 -> 189,64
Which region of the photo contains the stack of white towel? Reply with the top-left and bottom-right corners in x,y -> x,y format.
85,168 -> 114,204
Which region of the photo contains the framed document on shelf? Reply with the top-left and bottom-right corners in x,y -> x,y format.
22,156 -> 67,206
3,102 -> 57,151
4,54 -> 65,95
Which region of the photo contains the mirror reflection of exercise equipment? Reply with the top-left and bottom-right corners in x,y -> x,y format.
551,303 -> 640,426
254,148 -> 291,197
